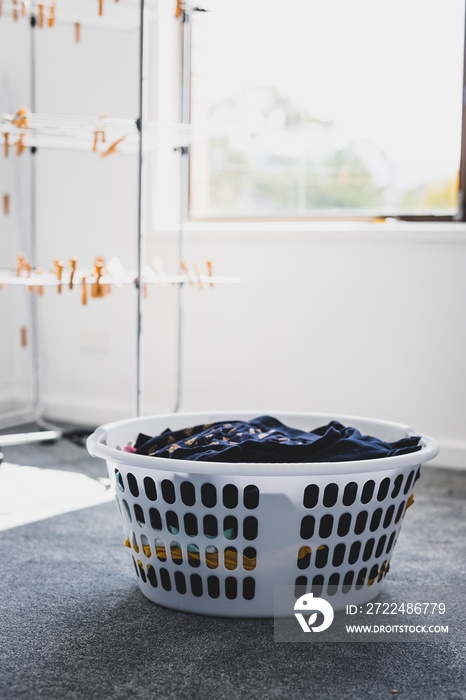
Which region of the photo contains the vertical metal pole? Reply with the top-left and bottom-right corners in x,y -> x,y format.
29,5 -> 40,419
136,0 -> 148,416
173,7 -> 191,413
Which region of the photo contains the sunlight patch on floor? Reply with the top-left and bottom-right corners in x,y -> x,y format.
0,461 -> 114,531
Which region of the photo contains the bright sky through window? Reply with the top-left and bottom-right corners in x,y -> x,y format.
190,0 -> 465,218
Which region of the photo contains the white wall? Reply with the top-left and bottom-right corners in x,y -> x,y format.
0,5 -> 465,468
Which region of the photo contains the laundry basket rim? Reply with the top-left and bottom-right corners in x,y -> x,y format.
87,410 -> 439,477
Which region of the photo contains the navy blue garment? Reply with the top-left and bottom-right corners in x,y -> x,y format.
134,415 -> 422,463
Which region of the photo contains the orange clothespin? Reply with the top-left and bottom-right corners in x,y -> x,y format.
3,194 -> 10,215
38,3 -> 43,27
0,0 -> 3,19
56,260 -> 63,293
47,2 -> 55,27
194,262 -> 205,290
16,253 -> 25,276
92,115 -> 106,152
175,0 -> 183,19
21,1 -> 27,16
101,135 -> 125,157
75,22 -> 81,42
81,276 -> 87,305
36,267 -> 44,296
92,258 -> 104,297
13,109 -> 29,129
3,133 -> 9,158
206,260 -> 214,287
23,260 -> 35,291
16,133 -> 26,156
180,261 -> 194,286
12,0 -> 18,21
99,0 -> 103,16
69,257 -> 76,289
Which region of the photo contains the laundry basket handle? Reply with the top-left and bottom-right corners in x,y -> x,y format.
86,427 -> 108,459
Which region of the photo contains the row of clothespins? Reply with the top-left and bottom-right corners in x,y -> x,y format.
5,253 -> 217,305
1,0 -> 185,41
3,109 -> 126,157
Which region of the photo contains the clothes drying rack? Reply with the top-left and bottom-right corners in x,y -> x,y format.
0,0 -> 237,446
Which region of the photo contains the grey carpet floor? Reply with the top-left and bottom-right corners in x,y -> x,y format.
0,433 -> 465,700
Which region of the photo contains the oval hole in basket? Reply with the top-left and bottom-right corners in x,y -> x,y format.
403,470 -> 415,495
377,477 -> 391,502
348,541 -> 361,565
243,516 -> 258,541
132,556 -> 139,577
361,480 -> 375,504
203,514 -> 218,539
174,571 -> 187,594
143,476 -> 157,501
243,577 -> 255,600
137,560 -> 146,582
149,508 -> 162,531
205,545 -> 219,569
327,573 -> 340,596
133,504 -> 145,528
323,483 -> 338,508
122,500 -> 132,522
147,565 -> 157,587
354,511 -> 368,535
170,541 -> 183,565
391,474 -> 403,498
369,508 -> 382,532
223,516 -> 238,540
342,570 -> 354,593
161,479 -> 176,504
243,547 -> 257,571
201,483 -> 217,508
190,573 -> 203,597
386,531 -> 396,554
355,567 -> 367,590
160,568 -> 171,591
166,511 -> 180,535
224,547 -> 238,570
395,501 -> 406,524
183,513 -> 198,537
207,575 -> 220,599
115,469 -> 125,492
337,513 -> 351,537
243,485 -> 260,509
180,481 -> 196,506
342,481 -> 357,506
375,534 -> 387,558
315,546 -> 329,569
368,564 -> 379,586
300,515 -> 315,540
223,484 -> 238,509
295,576 -> 307,598
303,484 -> 319,509
383,505 -> 395,529
297,546 -> 312,570
225,577 -> 238,600
332,543 -> 346,567
155,538 -> 167,562
311,574 -> 324,597
187,543 -> 200,568
319,514 -> 334,539
127,473 -> 139,498
363,538 -> 375,561
140,534 -> 151,558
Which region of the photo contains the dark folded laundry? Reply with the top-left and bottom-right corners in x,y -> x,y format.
133,415 -> 422,463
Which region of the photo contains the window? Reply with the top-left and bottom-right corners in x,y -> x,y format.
189,0 -> 466,221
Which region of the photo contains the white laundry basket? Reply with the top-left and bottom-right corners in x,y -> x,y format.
87,411 -> 438,618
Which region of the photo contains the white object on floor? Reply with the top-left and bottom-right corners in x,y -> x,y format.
0,462 -> 113,531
